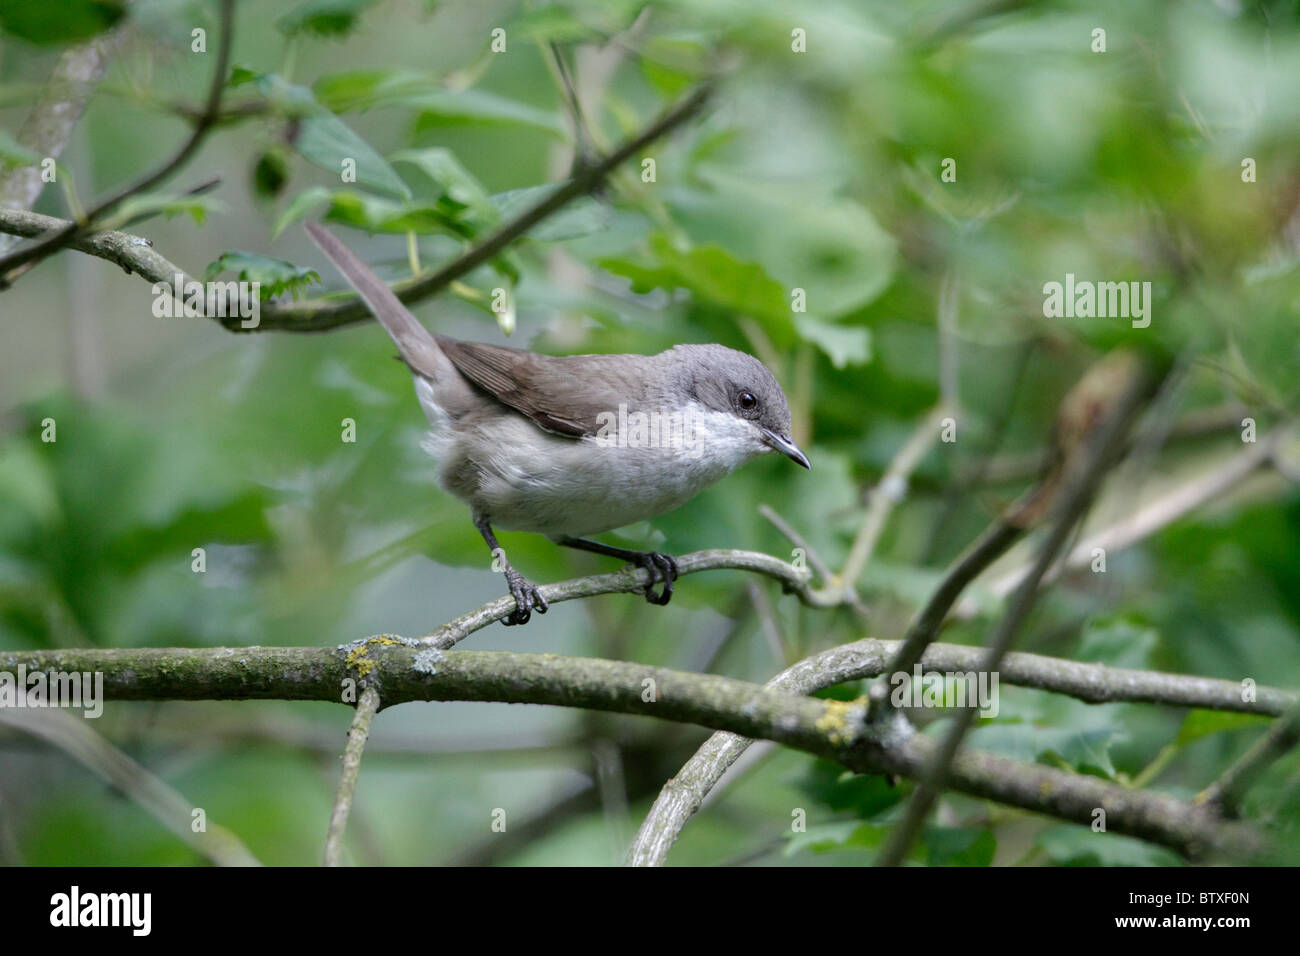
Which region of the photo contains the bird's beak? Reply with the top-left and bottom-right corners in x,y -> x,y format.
762,428 -> 811,469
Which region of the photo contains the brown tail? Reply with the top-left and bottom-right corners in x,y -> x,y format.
304,223 -> 452,381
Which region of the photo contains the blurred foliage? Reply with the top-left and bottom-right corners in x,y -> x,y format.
1,0 -> 1298,866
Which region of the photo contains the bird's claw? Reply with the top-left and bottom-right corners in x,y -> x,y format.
636,552 -> 678,606
503,572 -> 548,626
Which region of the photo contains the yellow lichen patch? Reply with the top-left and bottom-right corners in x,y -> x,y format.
816,697 -> 865,746
345,635 -> 406,678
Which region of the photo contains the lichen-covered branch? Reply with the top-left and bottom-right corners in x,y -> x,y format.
0,206 -> 199,286
3,639 -> 1271,861
625,636 -> 1293,865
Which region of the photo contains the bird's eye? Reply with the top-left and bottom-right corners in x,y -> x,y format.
738,391 -> 758,411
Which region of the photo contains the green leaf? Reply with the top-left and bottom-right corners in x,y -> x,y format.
1075,618 -> 1159,669
0,0 -> 125,44
799,758 -> 905,818
1175,709 -> 1272,748
295,111 -> 411,200
271,187 -> 466,239
969,722 -> 1120,778
202,251 -> 321,301
924,827 -> 996,866
795,314 -> 872,368
110,193 -> 226,227
411,89 -> 566,136
322,192 -> 460,234
601,233 -> 797,345
229,64 -> 261,88
489,184 -> 609,240
668,179 -> 896,320
253,148 -> 291,198
271,187 -> 332,239
390,148 -> 498,224
1034,824 -> 1181,867
0,128 -> 40,168
277,0 -> 375,38
313,69 -> 440,113
246,71 -> 411,201
784,821 -> 883,856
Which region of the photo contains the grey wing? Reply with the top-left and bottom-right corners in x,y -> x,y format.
435,337 -> 639,438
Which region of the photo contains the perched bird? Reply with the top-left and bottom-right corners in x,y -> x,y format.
306,223 -> 810,625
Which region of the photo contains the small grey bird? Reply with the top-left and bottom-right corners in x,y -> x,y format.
306,223 -> 810,625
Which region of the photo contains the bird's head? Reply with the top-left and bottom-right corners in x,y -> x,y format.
669,344 -> 811,470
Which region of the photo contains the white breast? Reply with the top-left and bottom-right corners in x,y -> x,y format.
413,382 -> 769,537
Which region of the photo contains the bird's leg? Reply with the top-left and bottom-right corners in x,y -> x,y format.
556,536 -> 678,606
474,514 -> 548,626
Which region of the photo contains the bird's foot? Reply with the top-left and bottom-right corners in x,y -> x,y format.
503,570 -> 548,626
633,552 -> 678,606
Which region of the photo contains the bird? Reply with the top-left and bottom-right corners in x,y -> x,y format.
305,223 -> 810,625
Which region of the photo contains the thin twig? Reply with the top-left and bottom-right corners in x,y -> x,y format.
984,426 -> 1291,601
248,82 -> 714,333
922,339 -> 1033,562
0,0 -> 235,285
0,707 -> 260,866
841,404 -> 949,591
871,518 -> 1025,707
757,503 -> 833,585
874,358 -> 1160,866
324,685 -> 381,866
544,41 -> 600,175
417,548 -> 838,650
1198,700 -> 1300,818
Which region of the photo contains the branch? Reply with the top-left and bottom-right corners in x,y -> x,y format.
324,685 -> 380,866
416,548 -> 838,649
0,706 -> 260,866
960,402 -> 1250,487
871,518 -> 1025,700
875,354 -> 1161,866
625,635 -> 1294,865
1197,700 -> 1300,818
242,82 -> 715,333
875,351 -> 1168,707
984,425 -> 1292,601
758,503 -> 833,586
0,206 -> 200,285
840,404 -> 949,592
3,643 -> 1263,860
0,0 -> 235,285
0,82 -> 714,328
